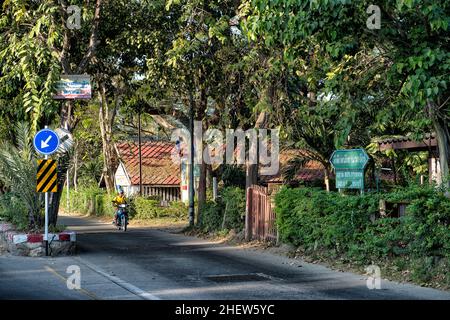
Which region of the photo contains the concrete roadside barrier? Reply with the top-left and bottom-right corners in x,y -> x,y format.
0,223 -> 76,257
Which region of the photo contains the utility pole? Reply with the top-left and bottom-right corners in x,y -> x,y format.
138,105 -> 143,196
189,91 -> 195,227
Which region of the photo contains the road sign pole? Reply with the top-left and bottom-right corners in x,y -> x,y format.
44,154 -> 49,257
34,126 -> 60,257
66,170 -> 70,212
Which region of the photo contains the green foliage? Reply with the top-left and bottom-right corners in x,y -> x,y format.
61,186 -> 112,217
275,184 -> 450,284
0,0 -> 63,131
220,165 -> 246,188
0,122 -> 41,229
241,0 -> 450,182
61,187 -> 187,220
201,201 -> 223,232
201,187 -> 245,233
0,193 -> 29,231
132,197 -> 160,219
129,196 -> 187,219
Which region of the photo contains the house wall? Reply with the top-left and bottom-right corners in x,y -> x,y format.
114,162 -> 132,196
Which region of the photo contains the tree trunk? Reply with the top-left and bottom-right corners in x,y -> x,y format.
324,167 -> 331,192
206,164 -> 213,189
48,158 -> 71,226
430,101 -> 450,190
98,83 -> 117,194
48,100 -> 77,227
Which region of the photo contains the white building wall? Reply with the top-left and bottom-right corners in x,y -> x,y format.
114,162 -> 132,196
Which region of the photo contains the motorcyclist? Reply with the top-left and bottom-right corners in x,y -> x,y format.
112,189 -> 127,225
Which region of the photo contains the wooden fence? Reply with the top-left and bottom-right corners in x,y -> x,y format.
246,185 -> 277,242
143,186 -> 181,202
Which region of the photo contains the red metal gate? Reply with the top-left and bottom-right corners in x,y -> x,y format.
247,185 -> 277,242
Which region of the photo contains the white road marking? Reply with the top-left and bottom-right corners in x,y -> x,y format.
73,257 -> 160,300
44,266 -> 99,300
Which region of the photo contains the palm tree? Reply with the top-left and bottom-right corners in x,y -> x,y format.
0,123 -> 42,229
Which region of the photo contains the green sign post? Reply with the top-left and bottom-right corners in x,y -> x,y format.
330,149 -> 369,191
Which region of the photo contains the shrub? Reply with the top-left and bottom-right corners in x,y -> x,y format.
221,165 -> 246,188
61,187 -> 187,220
0,193 -> 29,230
161,201 -> 188,219
200,187 -> 245,233
132,197 -> 160,219
132,196 -> 187,219
221,187 -> 246,230
94,193 -> 115,217
274,184 -> 450,285
201,201 -> 224,232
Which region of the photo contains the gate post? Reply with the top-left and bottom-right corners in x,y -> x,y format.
245,186 -> 252,241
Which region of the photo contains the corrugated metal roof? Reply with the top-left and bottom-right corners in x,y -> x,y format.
376,133 -> 437,150
116,141 -> 180,186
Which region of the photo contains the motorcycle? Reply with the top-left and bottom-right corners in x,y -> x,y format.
114,203 -> 129,231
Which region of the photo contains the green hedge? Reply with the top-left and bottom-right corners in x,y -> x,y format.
274,185 -> 450,284
200,187 -> 245,233
61,187 -> 187,220
133,196 -> 187,219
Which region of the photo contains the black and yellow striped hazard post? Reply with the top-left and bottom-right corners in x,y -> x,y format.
37,159 -> 58,256
37,160 -> 58,193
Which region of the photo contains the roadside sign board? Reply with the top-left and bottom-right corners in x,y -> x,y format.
37,160 -> 58,193
330,149 -> 369,191
34,128 -> 60,156
335,170 -> 365,189
53,75 -> 91,100
330,149 -> 370,170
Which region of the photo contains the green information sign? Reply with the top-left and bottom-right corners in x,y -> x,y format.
330,149 -> 369,170
330,149 -> 369,190
335,170 -> 365,189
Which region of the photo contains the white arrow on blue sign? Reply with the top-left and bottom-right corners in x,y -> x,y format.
34,128 -> 60,156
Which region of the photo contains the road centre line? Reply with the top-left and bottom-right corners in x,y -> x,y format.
44,266 -> 99,300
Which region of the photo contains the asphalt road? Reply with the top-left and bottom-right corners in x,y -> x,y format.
1,213 -> 449,300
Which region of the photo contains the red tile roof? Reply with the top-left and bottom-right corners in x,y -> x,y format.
260,149 -> 327,184
116,141 -> 180,186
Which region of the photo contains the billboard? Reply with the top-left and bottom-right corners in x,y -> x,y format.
53,75 -> 91,100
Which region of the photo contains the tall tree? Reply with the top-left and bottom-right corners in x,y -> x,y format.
242,0 -> 450,187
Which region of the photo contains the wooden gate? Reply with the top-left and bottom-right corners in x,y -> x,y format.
247,185 -> 277,242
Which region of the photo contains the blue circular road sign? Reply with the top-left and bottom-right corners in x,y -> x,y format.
34,128 -> 60,156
